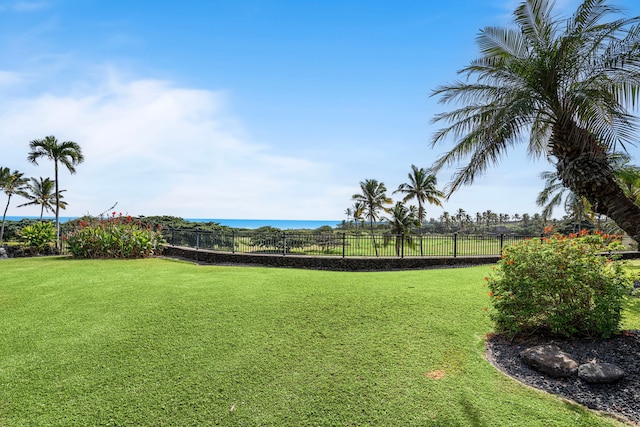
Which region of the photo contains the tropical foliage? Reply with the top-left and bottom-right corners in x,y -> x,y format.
0,168 -> 28,243
393,165 -> 443,225
18,221 -> 56,255
28,135 -> 84,249
352,179 -> 392,256
430,0 -> 640,243
65,212 -> 164,259
383,201 -> 420,256
17,177 -> 66,219
487,228 -> 631,338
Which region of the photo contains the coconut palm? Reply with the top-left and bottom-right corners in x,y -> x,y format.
17,177 -> 67,220
352,179 -> 392,256
384,202 -> 420,256
0,168 -> 29,243
430,0 -> 640,242
27,136 -> 84,249
351,201 -> 365,231
394,165 -> 443,225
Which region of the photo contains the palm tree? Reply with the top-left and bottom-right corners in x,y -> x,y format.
344,207 -> 353,226
352,201 -> 365,231
537,170 -> 592,230
0,168 -> 29,243
384,202 -> 420,256
394,165 -> 443,225
352,179 -> 392,256
610,153 -> 640,204
27,135 -> 84,248
17,177 -> 67,219
430,0 -> 640,242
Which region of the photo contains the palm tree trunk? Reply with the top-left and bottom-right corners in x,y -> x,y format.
1,195 -> 11,243
369,220 -> 378,257
552,121 -> 640,243
54,162 -> 60,251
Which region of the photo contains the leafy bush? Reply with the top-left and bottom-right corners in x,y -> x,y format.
486,228 -> 632,339
65,212 -> 165,259
19,221 -> 56,254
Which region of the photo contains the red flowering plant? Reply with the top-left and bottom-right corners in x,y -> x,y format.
486,227 -> 632,339
65,212 -> 165,259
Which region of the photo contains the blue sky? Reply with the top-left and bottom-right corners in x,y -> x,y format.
2,0 -> 640,221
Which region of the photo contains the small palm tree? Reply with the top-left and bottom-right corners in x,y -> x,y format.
28,136 -> 84,249
344,207 -> 353,227
384,202 -> 420,256
352,179 -> 392,256
0,168 -> 29,243
394,165 -> 443,225
537,170 -> 592,230
17,177 -> 67,219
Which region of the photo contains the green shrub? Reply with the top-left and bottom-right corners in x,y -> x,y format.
19,221 -> 56,254
65,212 -> 165,259
486,228 -> 632,339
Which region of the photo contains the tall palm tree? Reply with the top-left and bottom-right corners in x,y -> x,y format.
27,136 -> 84,249
384,202 -> 420,256
394,165 -> 443,225
352,179 -> 392,256
0,168 -> 29,243
430,0 -> 640,242
17,177 -> 67,219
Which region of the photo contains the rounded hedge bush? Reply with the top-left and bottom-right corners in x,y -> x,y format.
486,229 -> 632,339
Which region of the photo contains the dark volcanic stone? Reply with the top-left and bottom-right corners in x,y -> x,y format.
578,362 -> 625,384
520,344 -> 579,377
486,331 -> 640,425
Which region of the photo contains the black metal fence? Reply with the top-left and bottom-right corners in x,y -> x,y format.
162,228 -> 536,258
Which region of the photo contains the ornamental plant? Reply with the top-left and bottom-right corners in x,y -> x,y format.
65,212 -> 165,259
19,221 -> 56,255
486,228 -> 632,339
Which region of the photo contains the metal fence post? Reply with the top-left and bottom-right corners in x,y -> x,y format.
453,233 -> 458,257
282,232 -> 286,256
342,233 -> 346,258
401,234 -> 405,258
196,231 -> 200,250
232,230 -> 236,254
499,234 -> 504,254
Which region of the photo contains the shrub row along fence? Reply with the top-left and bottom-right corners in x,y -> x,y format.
162,229 -> 537,258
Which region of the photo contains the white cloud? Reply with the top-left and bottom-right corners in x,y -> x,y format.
12,1 -> 48,12
0,73 -> 346,219
0,70 -> 23,85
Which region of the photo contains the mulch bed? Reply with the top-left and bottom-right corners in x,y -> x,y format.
486,331 -> 640,425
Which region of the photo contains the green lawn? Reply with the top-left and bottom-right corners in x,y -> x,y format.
0,257 -> 633,426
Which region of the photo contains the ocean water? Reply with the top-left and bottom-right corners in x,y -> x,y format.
188,218 -> 341,229
4,216 -> 342,230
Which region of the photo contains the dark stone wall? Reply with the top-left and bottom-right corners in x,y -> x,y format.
161,246 -> 640,271
161,245 -> 501,271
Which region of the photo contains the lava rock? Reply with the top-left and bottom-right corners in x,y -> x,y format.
578,362 -> 625,384
520,344 -> 579,377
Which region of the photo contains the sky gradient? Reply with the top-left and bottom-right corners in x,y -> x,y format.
2,0 -> 640,221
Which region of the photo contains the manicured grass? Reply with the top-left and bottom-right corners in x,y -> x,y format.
0,257 -> 632,426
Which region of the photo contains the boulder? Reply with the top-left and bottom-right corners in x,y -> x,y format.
520,344 -> 579,377
578,362 -> 625,384
0,247 -> 7,259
